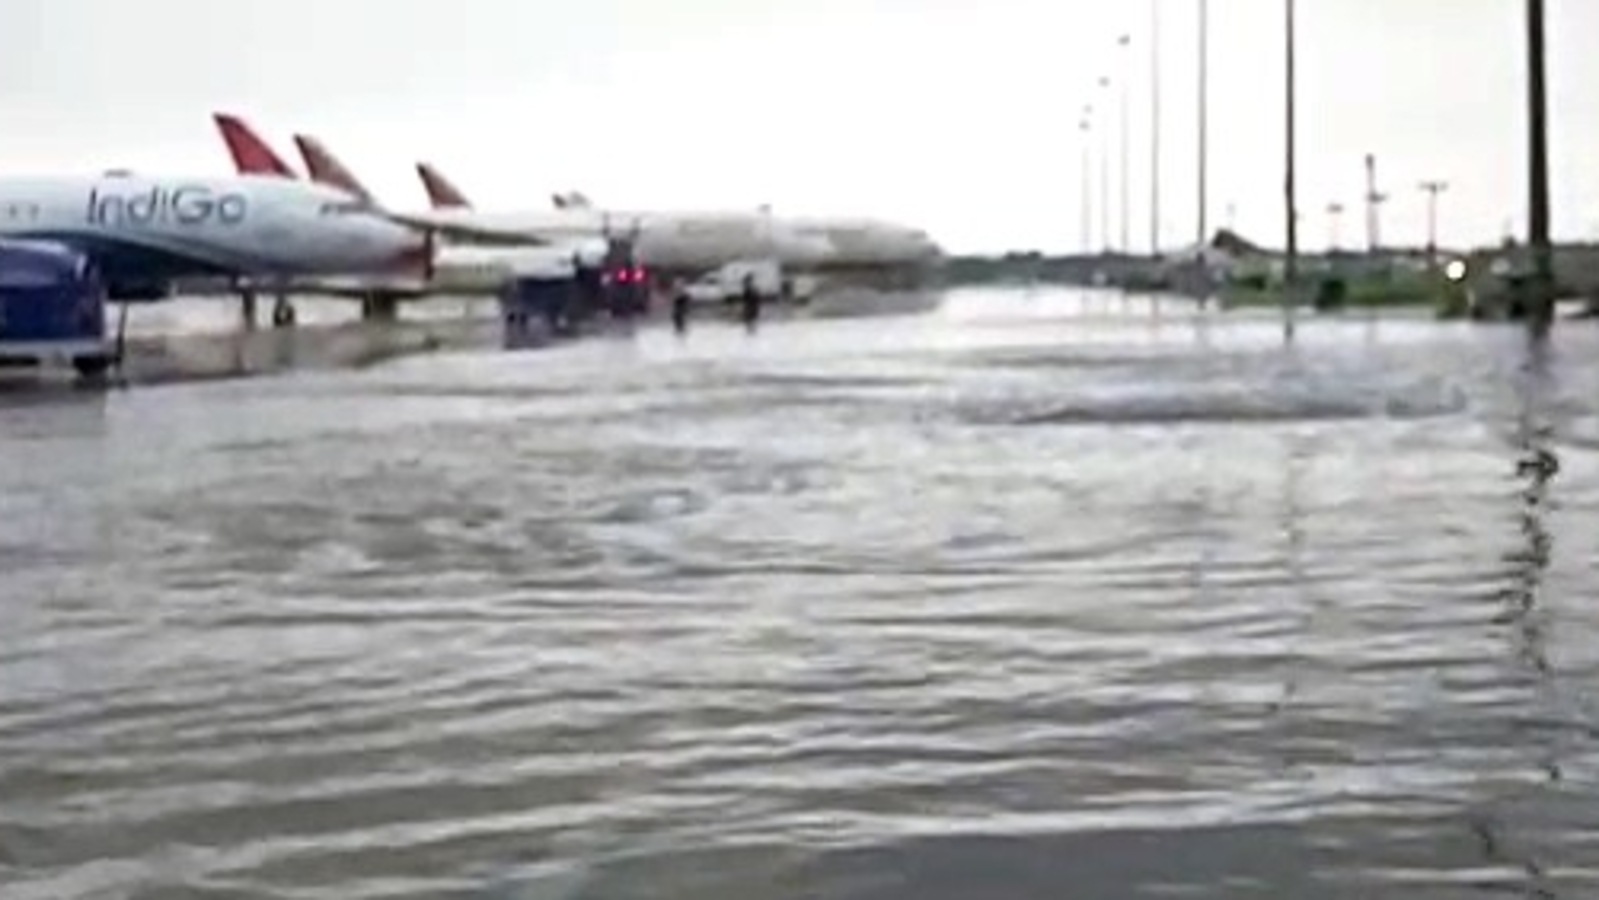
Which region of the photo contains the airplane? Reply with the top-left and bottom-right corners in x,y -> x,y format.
226,114 -> 940,294
537,188 -> 942,270
786,215 -> 943,270
0,167 -> 431,303
408,161 -> 841,276
551,190 -> 593,210
293,137 -> 595,293
229,120 -> 838,277
214,114 -> 552,250
416,165 -> 946,291
215,116 -> 610,297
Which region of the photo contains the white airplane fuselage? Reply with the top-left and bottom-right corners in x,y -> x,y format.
788,216 -> 943,269
537,192 -> 940,271
425,241 -> 609,294
0,173 -> 428,299
411,206 -> 836,273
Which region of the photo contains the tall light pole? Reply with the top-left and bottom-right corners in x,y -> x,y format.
1418,179 -> 1448,269
1098,75 -> 1112,255
1149,0 -> 1162,256
1080,107 -> 1094,255
1197,0 -> 1209,249
1283,0 -> 1298,341
1526,0 -> 1553,333
1364,154 -> 1387,253
1118,33 -> 1132,256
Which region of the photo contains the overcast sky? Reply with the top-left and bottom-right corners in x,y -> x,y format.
1,0 -> 1596,254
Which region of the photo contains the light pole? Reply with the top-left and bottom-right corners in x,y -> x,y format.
1526,0 -> 1553,333
1080,107 -> 1094,255
1098,75 -> 1112,255
1118,33 -> 1132,257
1197,0 -> 1209,249
1150,0 -> 1161,256
1283,0 -> 1298,341
1364,153 -> 1387,253
1418,180 -> 1448,269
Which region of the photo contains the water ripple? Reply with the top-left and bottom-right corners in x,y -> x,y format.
3,290 -> 1599,898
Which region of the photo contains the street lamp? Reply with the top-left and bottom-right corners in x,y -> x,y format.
1098,75 -> 1112,255
1197,0 -> 1209,249
1080,107 -> 1094,255
1418,180 -> 1449,269
1283,0 -> 1298,341
1526,0 -> 1553,332
1149,0 -> 1162,256
1118,33 -> 1132,257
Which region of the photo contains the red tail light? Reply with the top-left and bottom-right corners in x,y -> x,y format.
603,266 -> 647,285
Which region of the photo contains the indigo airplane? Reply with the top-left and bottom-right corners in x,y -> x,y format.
0,168 -> 432,302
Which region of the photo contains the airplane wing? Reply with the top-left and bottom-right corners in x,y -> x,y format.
380,210 -> 558,246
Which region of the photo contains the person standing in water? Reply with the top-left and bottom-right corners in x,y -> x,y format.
739,273 -> 761,332
671,278 -> 691,335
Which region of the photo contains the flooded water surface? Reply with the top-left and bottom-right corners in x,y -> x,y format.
4,288 -> 1599,898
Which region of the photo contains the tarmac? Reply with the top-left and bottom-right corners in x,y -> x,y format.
27,287 -> 948,389
97,295 -> 499,387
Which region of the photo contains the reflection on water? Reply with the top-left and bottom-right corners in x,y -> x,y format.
1470,333 -> 1564,898
1505,336 -> 1558,674
4,288 -> 1599,899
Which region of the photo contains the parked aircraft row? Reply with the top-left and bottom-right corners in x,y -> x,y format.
217,114 -> 943,277
0,113 -> 941,304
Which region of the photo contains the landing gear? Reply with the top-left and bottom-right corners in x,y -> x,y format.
271,294 -> 297,328
240,288 -> 258,331
71,353 -> 113,380
362,292 -> 399,321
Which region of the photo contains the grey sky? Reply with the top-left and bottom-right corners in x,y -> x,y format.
1,0 -> 1595,253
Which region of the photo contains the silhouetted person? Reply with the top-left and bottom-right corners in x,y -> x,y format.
739,273 -> 761,332
671,281 -> 690,335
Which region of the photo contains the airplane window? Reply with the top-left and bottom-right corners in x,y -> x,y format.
318,202 -> 370,216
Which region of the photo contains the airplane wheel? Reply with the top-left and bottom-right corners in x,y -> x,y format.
72,354 -> 113,380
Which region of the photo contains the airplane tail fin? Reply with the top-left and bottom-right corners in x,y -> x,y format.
293,134 -> 376,205
416,163 -> 472,209
213,113 -> 297,178
551,190 -> 592,210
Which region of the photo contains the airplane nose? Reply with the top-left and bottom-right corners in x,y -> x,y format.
909,230 -> 941,260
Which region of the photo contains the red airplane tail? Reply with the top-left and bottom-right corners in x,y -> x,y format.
293,134 -> 377,205
415,162 -> 472,209
213,113 -> 297,178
